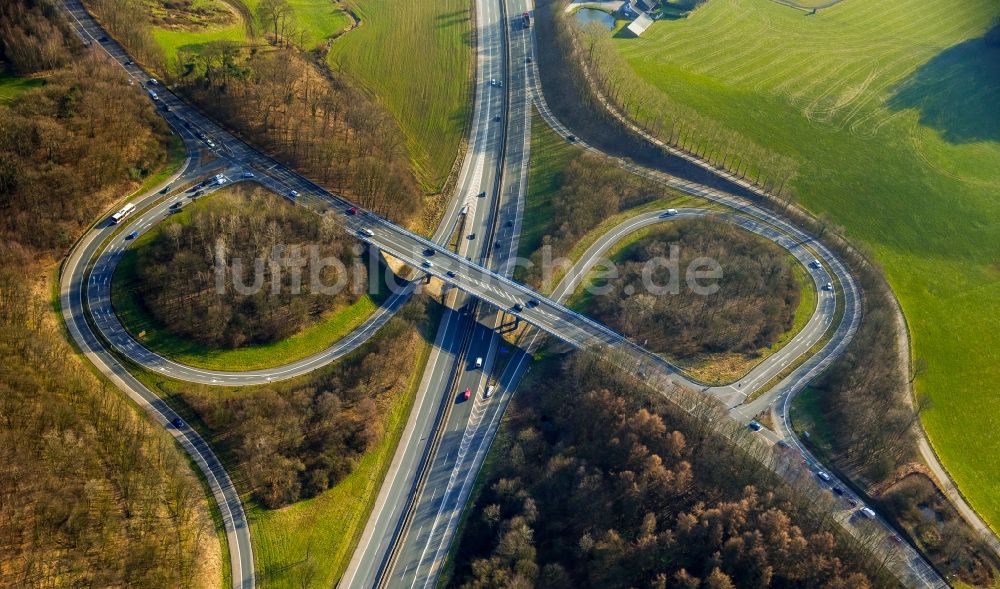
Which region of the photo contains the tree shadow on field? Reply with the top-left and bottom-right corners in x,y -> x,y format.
887,23 -> 1000,144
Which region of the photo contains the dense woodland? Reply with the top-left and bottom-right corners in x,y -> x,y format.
448,355 -> 899,589
0,0 -> 216,585
173,44 -> 422,222
0,6 -> 172,252
134,187 -> 365,347
587,219 -> 800,358
170,299 -> 430,508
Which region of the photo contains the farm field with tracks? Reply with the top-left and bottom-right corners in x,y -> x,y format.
609,0 -> 1000,530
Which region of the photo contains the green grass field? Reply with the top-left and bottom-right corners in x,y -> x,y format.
606,0 -> 1000,530
153,21 -> 248,66
241,0 -> 353,50
0,73 -> 45,103
110,188 -> 383,371
327,0 -> 471,192
518,108 -> 585,259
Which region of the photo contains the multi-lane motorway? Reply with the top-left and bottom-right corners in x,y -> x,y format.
57,0 -> 950,586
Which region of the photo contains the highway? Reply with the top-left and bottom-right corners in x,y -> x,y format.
57,0 -> 949,586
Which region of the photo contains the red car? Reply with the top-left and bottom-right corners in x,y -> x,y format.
347,206 -> 358,215
462,388 -> 471,401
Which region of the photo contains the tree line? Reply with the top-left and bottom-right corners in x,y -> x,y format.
134,187 -> 365,348
588,219 -> 800,358
537,0 -> 798,202
447,354 -> 900,589
1,1 -> 216,584
800,235 -> 996,585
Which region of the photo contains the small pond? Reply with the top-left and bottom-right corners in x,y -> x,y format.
575,8 -> 616,31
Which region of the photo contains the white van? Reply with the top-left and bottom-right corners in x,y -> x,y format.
860,507 -> 876,519
475,357 -> 483,369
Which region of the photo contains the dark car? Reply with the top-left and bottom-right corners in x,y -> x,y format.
125,231 -> 138,240
446,270 -> 456,278
477,191 -> 486,198
506,219 -> 513,227
526,299 -> 539,308
99,36 -> 108,43
526,57 -> 532,63
832,486 -> 845,496
347,206 -> 358,215
192,190 -> 203,198
512,303 -> 523,312
423,247 -> 435,256
494,115 -> 501,122
124,59 -> 133,65
748,420 -> 763,431
776,440 -> 789,448
172,417 -> 185,428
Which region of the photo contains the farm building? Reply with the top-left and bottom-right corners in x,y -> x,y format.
625,13 -> 653,36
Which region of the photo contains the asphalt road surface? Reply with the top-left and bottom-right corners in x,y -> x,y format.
57,0 -> 948,585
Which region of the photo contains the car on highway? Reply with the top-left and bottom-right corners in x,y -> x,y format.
748,420 -> 763,431
776,439 -> 789,448
347,206 -> 358,215
860,507 -> 876,519
846,497 -> 858,507
169,201 -> 183,210
506,219 -> 513,227
162,104 -> 171,112
242,171 -> 255,178
477,191 -> 486,198
832,486 -> 845,496
147,78 -> 158,86
816,471 -> 832,482
461,388 -> 471,402
494,115 -> 501,122
810,259 -> 822,269
526,56 -> 532,63
125,231 -> 138,240
512,303 -> 523,312
475,357 -> 483,368
446,270 -> 456,278
663,208 -> 678,216
206,140 -> 216,148
566,135 -> 576,142
824,282 -> 834,291
484,385 -> 495,399
124,59 -> 132,65
192,190 -> 203,198
289,189 -> 299,198
361,228 -> 375,237
172,417 -> 185,428
422,260 -> 433,268
99,36 -> 108,43
526,298 -> 539,308
424,248 -> 435,256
